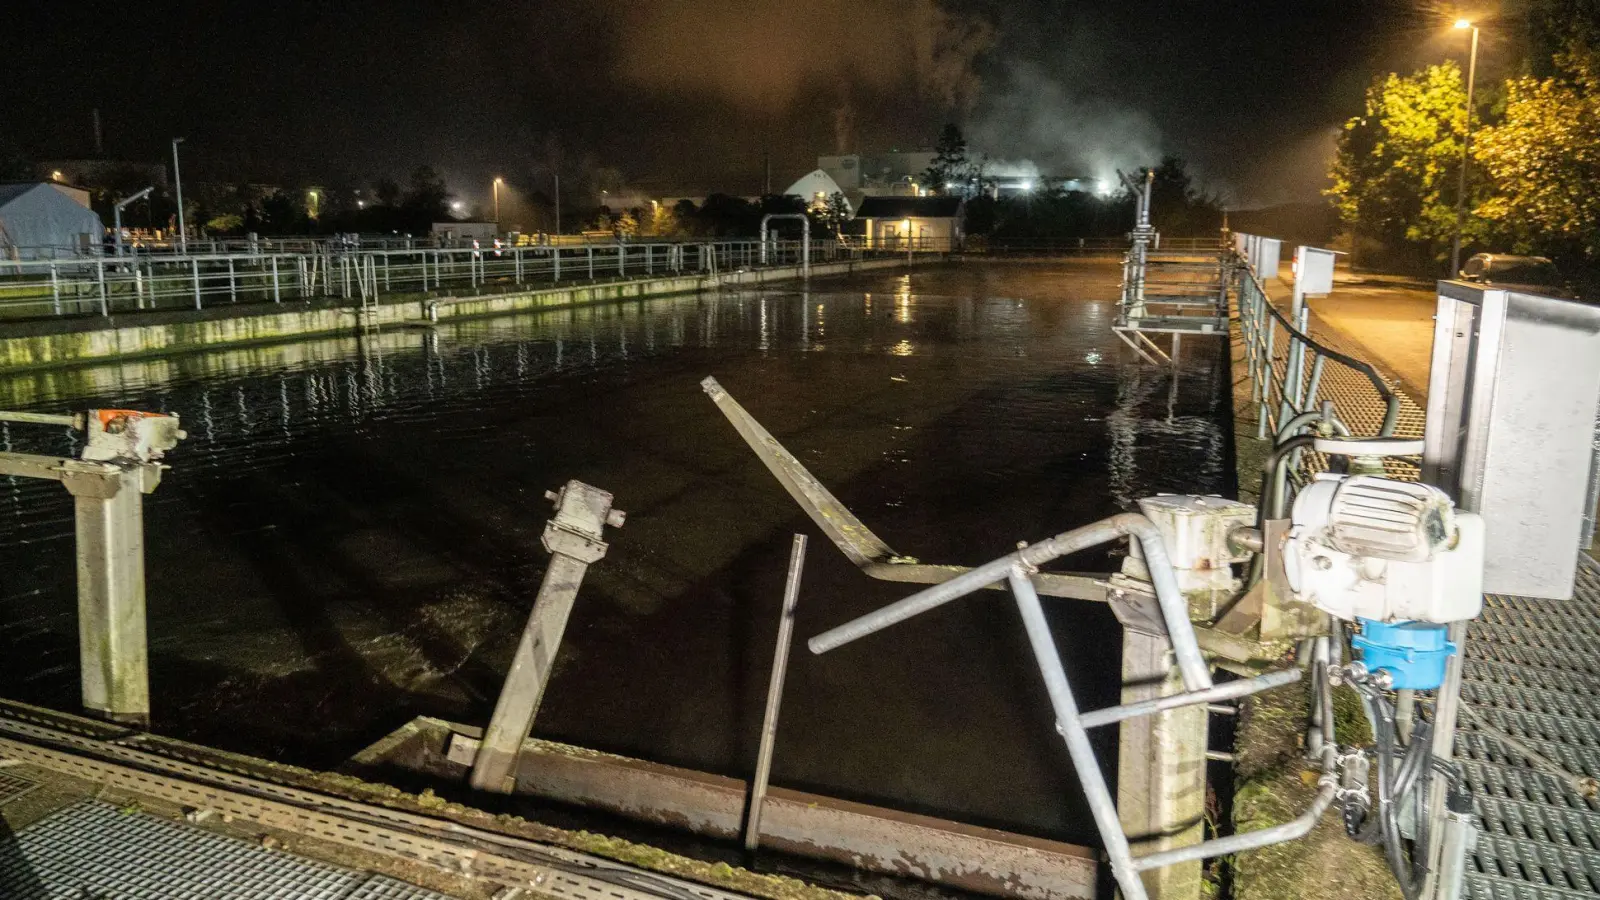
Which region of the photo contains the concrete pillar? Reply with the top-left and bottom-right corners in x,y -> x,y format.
1118,629 -> 1207,900
58,461 -> 156,727
470,481 -> 625,793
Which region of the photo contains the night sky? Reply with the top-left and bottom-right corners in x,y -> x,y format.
1,1 -> 1509,207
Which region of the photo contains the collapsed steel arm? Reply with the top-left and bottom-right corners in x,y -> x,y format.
700,376 -> 1109,602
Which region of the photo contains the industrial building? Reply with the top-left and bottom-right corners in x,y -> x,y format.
0,182 -> 105,260
853,195 -> 965,249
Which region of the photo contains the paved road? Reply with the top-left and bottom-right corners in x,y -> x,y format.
1270,266 -> 1438,402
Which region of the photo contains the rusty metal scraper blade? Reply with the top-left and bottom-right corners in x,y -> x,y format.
701,376 -> 1106,602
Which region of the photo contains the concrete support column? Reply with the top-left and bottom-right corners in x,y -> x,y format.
59,461 -> 155,727
1118,629 -> 1207,900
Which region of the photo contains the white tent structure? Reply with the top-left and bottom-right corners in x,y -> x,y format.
782,169 -> 850,212
0,183 -> 104,260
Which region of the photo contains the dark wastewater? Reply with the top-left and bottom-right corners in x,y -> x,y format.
0,260 -> 1232,850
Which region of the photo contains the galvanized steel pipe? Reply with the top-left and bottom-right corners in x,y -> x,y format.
809,513 -> 1214,692
1078,667 -> 1300,729
1007,569 -> 1150,900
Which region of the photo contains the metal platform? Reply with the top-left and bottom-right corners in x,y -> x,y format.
0,799 -> 451,899
1459,555 -> 1600,899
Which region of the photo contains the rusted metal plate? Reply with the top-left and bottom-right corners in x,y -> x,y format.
408,718 -> 1097,900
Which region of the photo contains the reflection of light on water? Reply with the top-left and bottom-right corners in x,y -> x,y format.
890,339 -> 915,356
1085,351 -> 1103,365
895,278 -> 913,323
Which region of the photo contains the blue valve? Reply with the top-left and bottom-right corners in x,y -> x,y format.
1351,619 -> 1456,690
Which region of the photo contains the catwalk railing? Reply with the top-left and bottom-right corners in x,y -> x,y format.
0,239 -> 907,319
1235,257 -> 1401,443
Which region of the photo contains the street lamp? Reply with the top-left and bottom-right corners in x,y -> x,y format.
1450,18 -> 1480,276
553,173 -> 561,236
307,190 -> 319,219
493,176 -> 504,228
171,137 -> 186,251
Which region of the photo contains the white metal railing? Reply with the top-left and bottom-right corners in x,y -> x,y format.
0,239 -> 914,318
1234,260 -> 1401,441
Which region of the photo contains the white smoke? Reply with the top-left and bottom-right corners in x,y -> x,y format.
967,62 -> 1163,186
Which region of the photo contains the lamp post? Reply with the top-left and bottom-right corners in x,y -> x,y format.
493,176 -> 503,229
553,173 -> 561,236
1450,18 -> 1480,277
170,137 -> 186,251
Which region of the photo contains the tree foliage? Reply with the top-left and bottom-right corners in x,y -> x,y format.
1143,156 -> 1224,237
923,123 -> 976,194
402,166 -> 450,225
1475,43 -> 1600,259
1326,62 -> 1479,263
813,192 -> 851,236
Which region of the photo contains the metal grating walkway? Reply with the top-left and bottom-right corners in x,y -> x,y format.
1460,554 -> 1600,899
0,799 -> 452,899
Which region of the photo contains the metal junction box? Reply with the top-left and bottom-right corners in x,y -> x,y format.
1422,282 -> 1600,599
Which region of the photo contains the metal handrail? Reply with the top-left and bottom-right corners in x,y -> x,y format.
0,238 -> 917,319
1236,261 -> 1400,440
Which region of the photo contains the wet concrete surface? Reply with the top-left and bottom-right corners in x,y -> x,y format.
0,260 -> 1232,847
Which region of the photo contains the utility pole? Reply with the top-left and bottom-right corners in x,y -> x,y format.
1450,19 -> 1480,277
171,137 -> 187,252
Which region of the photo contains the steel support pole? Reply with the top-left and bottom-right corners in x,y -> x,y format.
470,482 -> 625,794
1117,629 -> 1206,900
1450,26 -> 1479,277
1008,569 -> 1150,900
744,534 -> 807,851
191,259 -> 202,310
96,259 -> 108,316
60,462 -> 155,727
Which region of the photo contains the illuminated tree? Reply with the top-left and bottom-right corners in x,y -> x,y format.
1475,43 -> 1600,259
614,210 -> 639,238
1326,62 -> 1479,264
923,123 -> 974,195
812,192 -> 851,237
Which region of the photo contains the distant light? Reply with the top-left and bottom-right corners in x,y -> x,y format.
945,182 -> 955,189
357,200 -> 365,208
1096,179 -> 1113,197
493,176 -> 504,184
1020,180 -> 1034,192
451,201 -> 463,211
1454,18 -> 1472,29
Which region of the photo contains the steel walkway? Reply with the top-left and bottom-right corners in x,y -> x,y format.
0,798 -> 451,899
1459,556 -> 1600,899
